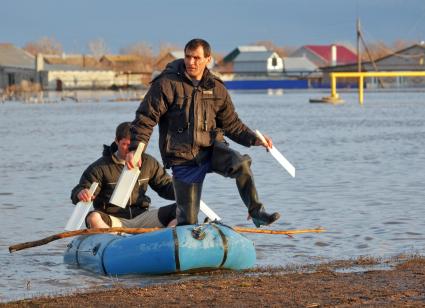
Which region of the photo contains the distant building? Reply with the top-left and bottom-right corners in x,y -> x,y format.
155,51 -> 185,71
99,55 -> 152,86
0,43 -> 36,89
321,43 -> 425,88
44,54 -> 100,69
291,44 -> 357,67
216,46 -> 283,80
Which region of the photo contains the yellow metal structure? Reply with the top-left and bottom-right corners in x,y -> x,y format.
329,71 -> 425,105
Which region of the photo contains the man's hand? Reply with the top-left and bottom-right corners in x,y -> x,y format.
126,151 -> 142,169
77,189 -> 94,202
254,133 -> 273,149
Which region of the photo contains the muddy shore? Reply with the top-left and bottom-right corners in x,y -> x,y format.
3,256 -> 425,307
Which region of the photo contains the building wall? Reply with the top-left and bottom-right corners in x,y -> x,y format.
0,67 -> 36,89
43,70 -> 116,90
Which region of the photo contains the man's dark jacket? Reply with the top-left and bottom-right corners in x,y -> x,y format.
71,143 -> 175,219
130,59 -> 258,167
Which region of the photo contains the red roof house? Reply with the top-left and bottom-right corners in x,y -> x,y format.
290,44 -> 357,67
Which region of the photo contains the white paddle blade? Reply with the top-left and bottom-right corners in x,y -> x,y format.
109,143 -> 145,208
200,200 -> 221,221
255,129 -> 296,178
65,182 -> 98,231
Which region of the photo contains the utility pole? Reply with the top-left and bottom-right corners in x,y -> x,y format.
357,18 -> 361,73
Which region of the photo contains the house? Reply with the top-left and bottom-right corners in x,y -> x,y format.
216,46 -> 283,80
282,57 -> 318,77
321,43 -> 425,88
291,44 -> 357,68
215,46 -> 318,89
155,51 -> 185,70
36,56 -> 116,91
0,43 -> 37,89
99,54 -> 152,86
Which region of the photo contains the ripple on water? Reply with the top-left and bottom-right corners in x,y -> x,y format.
383,221 -> 407,225
315,241 -> 330,247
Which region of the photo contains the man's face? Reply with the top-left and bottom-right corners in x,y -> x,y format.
115,137 -> 131,159
184,46 -> 211,80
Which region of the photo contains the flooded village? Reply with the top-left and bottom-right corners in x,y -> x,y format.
2,1 -> 425,306
2,38 -> 425,104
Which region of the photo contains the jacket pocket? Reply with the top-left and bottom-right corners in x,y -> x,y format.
166,95 -> 192,155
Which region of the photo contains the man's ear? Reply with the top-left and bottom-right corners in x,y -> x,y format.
206,56 -> 212,65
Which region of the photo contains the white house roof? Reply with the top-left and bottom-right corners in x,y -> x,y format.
237,46 -> 268,52
0,43 -> 35,69
234,51 -> 275,62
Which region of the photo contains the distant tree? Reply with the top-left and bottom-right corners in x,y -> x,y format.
391,39 -> 414,52
156,42 -> 181,61
23,37 -> 63,55
88,38 -> 109,59
120,42 -> 154,67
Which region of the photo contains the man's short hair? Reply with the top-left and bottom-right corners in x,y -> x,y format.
184,38 -> 211,57
115,122 -> 131,141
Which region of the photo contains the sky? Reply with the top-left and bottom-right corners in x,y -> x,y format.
1,0 -> 425,55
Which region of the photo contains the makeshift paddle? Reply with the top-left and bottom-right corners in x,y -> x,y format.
255,130 -> 296,177
109,142 -> 145,208
64,182 -> 98,231
9,226 -> 325,253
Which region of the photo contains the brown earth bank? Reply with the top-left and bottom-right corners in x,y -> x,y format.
3,256 -> 425,307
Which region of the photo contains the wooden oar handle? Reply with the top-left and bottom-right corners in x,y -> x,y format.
9,227 -> 161,253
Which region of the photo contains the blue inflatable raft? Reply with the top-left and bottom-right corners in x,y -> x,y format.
64,223 -> 256,275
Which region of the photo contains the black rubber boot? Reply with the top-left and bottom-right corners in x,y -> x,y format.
250,207 -> 281,228
211,141 -> 281,228
173,178 -> 202,226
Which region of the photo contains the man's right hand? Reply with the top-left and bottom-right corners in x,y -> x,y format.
77,189 -> 93,202
126,151 -> 142,169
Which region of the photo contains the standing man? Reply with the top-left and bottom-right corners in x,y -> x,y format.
71,122 -> 176,229
127,38 -> 280,227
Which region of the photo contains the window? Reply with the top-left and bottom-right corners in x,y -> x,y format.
8,73 -> 15,86
271,57 -> 278,67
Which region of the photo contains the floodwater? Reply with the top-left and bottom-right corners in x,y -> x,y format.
1,90 -> 424,301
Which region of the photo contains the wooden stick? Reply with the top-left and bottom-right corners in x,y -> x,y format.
8,226 -> 325,253
9,227 -> 161,253
233,227 -> 325,235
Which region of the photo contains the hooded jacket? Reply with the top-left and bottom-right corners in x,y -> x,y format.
70,143 -> 175,219
130,59 -> 258,167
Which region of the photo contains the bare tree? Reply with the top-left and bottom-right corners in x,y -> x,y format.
120,42 -> 154,67
88,38 -> 109,59
23,37 -> 63,55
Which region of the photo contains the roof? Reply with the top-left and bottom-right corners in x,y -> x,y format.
283,57 -> 317,72
0,43 -> 35,69
304,45 -> 357,65
100,54 -> 144,63
170,51 -> 185,59
44,54 -> 99,66
222,45 -> 268,63
234,51 -> 275,62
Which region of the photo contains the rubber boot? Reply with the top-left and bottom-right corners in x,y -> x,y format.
235,160 -> 281,228
173,178 -> 202,226
211,141 -> 280,228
